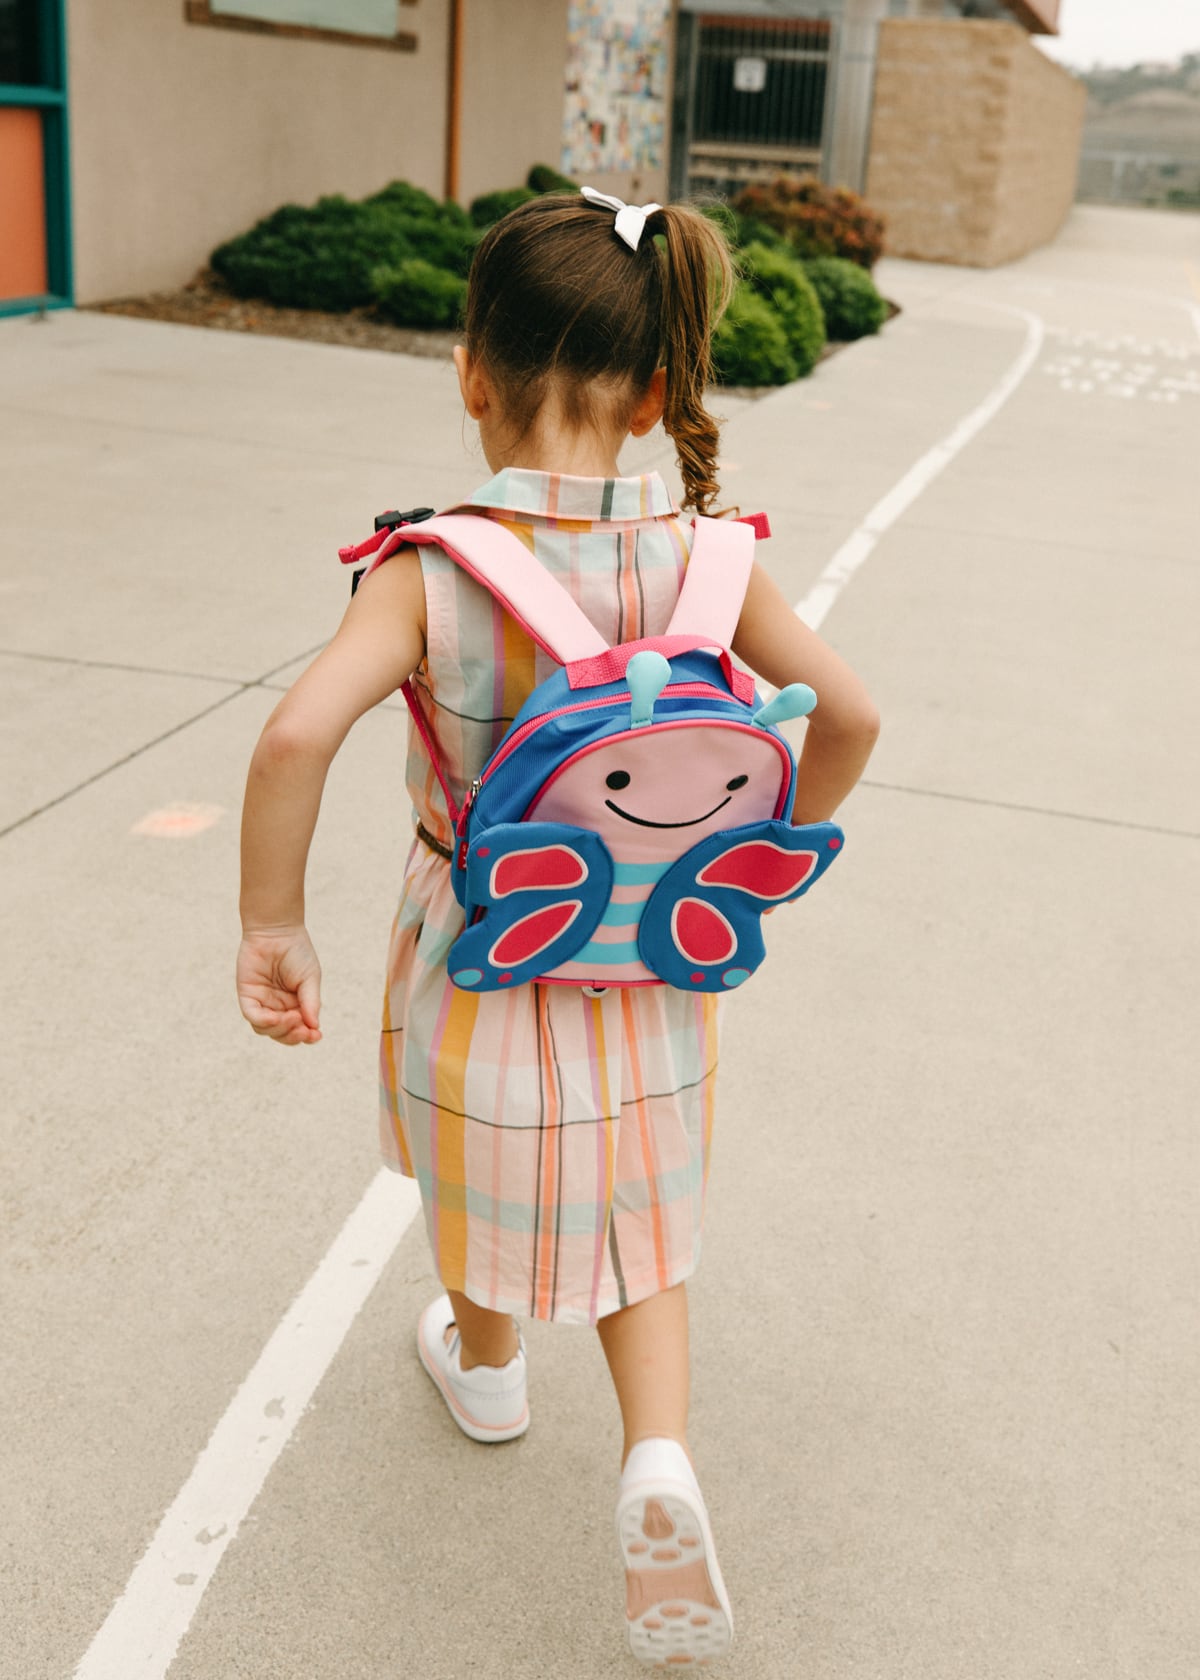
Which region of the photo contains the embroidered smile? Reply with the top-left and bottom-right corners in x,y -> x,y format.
604,796 -> 731,829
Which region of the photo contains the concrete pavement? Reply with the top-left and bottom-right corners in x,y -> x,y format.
2,204 -> 1198,1678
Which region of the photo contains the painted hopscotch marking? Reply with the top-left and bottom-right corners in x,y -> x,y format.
72,1170 -> 422,1680
1041,329 -> 1200,403
130,803 -> 226,838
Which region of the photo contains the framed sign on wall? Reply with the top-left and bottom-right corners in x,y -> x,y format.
185,0 -> 418,52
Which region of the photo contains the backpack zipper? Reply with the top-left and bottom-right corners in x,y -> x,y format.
454,681 -> 753,865
480,682 -> 734,784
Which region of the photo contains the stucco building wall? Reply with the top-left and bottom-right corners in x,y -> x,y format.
865,19 -> 1085,266
458,0 -> 570,208
67,2 -> 451,303
65,1 -> 677,303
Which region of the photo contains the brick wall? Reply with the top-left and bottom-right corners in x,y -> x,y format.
864,19 -> 1085,267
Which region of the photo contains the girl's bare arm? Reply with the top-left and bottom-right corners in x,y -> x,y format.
237,551 -> 426,1043
731,560 -> 880,824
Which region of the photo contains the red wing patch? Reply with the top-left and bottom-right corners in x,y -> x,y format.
671,898 -> 736,966
697,841 -> 817,900
490,843 -> 588,897
489,901 -> 583,966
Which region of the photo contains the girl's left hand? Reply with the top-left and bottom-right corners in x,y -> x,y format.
236,928 -> 323,1045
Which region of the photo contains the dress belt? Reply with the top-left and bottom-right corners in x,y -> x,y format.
416,821 -> 454,861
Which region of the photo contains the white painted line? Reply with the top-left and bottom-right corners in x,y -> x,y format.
795,306 -> 1044,630
73,1169 -> 422,1680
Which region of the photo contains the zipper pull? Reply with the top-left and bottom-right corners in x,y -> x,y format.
455,777 -> 483,875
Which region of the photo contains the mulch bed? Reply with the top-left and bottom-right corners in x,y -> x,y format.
87,271 -> 460,360
87,270 -> 898,386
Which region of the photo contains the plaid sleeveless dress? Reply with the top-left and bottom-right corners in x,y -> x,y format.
379,468 -> 721,1325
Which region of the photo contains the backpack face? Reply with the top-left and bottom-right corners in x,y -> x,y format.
528,719 -> 790,858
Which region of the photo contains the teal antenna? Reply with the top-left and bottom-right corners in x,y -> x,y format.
627,650 -> 672,726
753,684 -> 817,730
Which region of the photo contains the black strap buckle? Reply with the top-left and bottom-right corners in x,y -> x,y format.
374,506 -> 436,533
352,507 -> 437,595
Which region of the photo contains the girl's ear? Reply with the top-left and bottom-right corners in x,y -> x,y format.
628,368 -> 667,437
453,345 -> 490,420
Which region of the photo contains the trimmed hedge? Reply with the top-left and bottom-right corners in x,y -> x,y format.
206,168 -> 890,386
738,242 -> 826,377
372,259 -> 467,328
802,256 -> 887,341
210,185 -> 475,311
527,163 -> 580,194
470,186 -> 538,227
365,180 -> 465,223
732,174 -> 885,269
712,285 -> 798,387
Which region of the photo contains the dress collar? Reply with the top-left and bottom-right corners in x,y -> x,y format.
462,467 -> 679,523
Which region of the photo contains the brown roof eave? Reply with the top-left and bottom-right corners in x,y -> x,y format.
1003,0 -> 1059,35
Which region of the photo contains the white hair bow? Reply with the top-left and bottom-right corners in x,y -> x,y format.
580,185 -> 663,252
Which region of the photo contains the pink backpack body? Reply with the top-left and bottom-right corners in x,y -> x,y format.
341,510 -> 844,994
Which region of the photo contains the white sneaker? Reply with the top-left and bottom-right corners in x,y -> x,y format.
616,1437 -> 733,1667
416,1293 -> 529,1443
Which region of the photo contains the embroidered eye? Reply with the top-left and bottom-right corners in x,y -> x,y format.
726,774 -> 749,791
605,770 -> 631,790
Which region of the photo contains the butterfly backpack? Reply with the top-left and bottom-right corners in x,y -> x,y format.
341,508 -> 844,995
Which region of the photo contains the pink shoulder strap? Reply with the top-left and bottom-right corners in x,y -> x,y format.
338,508 -> 761,832
341,512 -> 608,831
665,515 -> 757,646
394,514 -> 609,664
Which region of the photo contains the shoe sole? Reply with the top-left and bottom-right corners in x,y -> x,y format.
416,1314 -> 530,1443
616,1480 -> 733,1667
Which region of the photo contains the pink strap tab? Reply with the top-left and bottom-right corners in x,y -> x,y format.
666,516 -> 756,646
738,511 -> 772,541
338,528 -> 391,566
567,635 -> 755,704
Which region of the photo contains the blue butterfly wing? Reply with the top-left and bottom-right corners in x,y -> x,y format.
638,820 -> 844,992
448,822 -> 613,991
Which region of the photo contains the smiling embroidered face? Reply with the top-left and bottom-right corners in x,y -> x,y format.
528,725 -> 789,859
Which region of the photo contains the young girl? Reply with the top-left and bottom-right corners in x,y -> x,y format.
238,191 -> 878,1667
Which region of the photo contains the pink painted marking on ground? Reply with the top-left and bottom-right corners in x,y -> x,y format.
131,802 -> 225,838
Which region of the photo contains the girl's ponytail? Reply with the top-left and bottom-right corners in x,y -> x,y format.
463,193 -> 733,513
653,206 -> 734,516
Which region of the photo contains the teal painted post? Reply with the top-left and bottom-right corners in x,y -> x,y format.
0,0 -> 73,315
44,0 -> 74,303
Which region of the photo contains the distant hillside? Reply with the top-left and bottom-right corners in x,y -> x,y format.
1075,54 -> 1200,208
1077,52 -> 1200,106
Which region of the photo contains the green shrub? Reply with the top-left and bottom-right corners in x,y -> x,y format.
732,212 -> 794,257
469,186 -> 538,227
210,183 -> 475,310
371,258 -> 467,328
738,242 -> 826,376
732,174 -> 886,269
391,215 -> 477,275
527,163 -> 580,194
712,285 -> 798,387
365,180 -> 465,223
802,256 -> 887,340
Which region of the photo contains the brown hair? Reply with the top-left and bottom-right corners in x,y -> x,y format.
463,194 -> 734,513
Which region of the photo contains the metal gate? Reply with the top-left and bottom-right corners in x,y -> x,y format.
670,12 -> 834,202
